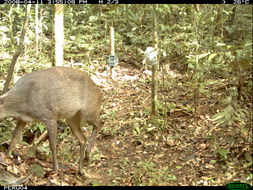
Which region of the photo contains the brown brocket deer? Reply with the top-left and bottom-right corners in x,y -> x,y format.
0,66 -> 102,174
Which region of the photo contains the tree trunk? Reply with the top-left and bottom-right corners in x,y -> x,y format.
151,31 -> 158,118
3,4 -> 31,93
54,4 -> 64,66
35,4 -> 39,56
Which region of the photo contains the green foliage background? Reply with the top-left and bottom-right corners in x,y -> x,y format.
0,4 -> 252,185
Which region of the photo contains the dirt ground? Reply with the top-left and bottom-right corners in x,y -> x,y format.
0,62 -> 252,186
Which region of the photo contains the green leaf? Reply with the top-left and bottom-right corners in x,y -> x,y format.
208,53 -> 217,61
244,41 -> 252,48
217,42 -> 226,46
212,112 -> 225,124
168,175 -> 177,181
160,24 -> 166,31
217,149 -> 229,160
30,164 -> 45,178
198,52 -> 209,59
236,49 -> 243,58
146,126 -> 157,132
38,124 -> 45,133
168,103 -> 176,109
27,146 -> 37,158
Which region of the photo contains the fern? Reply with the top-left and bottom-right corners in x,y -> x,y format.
212,87 -> 248,127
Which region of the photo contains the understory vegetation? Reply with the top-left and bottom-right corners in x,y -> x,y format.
0,4 -> 252,186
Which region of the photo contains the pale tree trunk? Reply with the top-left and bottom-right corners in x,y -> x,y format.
35,4 -> 39,56
39,7 -> 43,54
54,4 -> 64,66
3,4 -> 32,93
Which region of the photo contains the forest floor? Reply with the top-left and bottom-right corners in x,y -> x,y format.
0,62 -> 252,186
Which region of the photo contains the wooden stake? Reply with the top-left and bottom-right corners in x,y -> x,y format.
109,26 -> 115,78
110,26 -> 115,56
